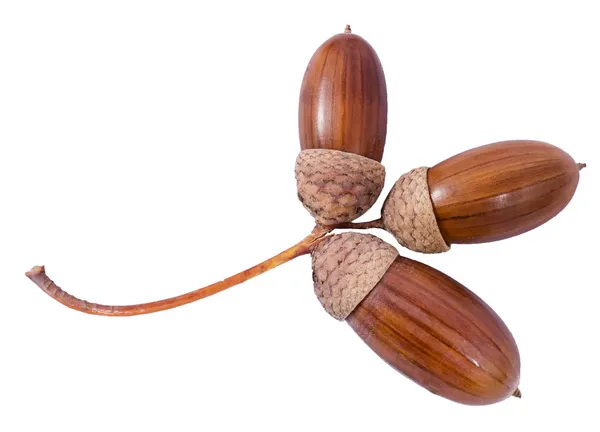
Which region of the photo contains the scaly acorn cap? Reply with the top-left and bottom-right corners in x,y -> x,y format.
295,149 -> 385,225
310,232 -> 398,320
382,167 -> 450,254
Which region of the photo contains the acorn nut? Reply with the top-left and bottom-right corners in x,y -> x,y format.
311,232 -> 521,405
382,140 -> 583,253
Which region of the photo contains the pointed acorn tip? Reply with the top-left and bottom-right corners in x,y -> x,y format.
512,388 -> 522,399
344,24 -> 352,34
577,162 -> 586,171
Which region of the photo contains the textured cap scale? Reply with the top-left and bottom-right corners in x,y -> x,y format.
296,149 -> 385,225
310,232 -> 398,320
382,167 -> 449,253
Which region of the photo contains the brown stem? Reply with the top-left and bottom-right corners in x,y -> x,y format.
26,225 -> 332,317
344,24 -> 352,34
512,388 -> 522,398
334,218 -> 384,230
578,162 -> 586,171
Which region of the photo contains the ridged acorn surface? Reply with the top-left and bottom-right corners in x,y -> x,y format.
299,25 -> 388,162
382,140 -> 582,252
311,232 -> 521,405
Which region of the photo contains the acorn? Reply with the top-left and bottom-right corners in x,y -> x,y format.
380,140 -> 584,253
311,232 -> 521,405
298,25 -> 387,162
296,26 -> 388,225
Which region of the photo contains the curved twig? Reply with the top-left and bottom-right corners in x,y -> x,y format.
333,218 -> 384,230
26,225 -> 331,317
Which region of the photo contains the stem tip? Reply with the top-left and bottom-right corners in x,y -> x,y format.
513,388 -> 522,398
344,24 -> 352,33
26,265 -> 45,278
577,162 -> 586,171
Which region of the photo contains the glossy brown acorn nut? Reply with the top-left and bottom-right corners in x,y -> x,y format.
298,25 -> 388,162
382,140 -> 582,252
346,256 -> 521,405
311,232 -> 520,405
428,140 -> 581,244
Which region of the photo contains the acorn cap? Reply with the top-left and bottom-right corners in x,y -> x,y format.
296,149 -> 385,225
382,167 -> 450,254
311,232 -> 398,320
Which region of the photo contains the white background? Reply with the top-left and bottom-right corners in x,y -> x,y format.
1,1 -> 599,431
